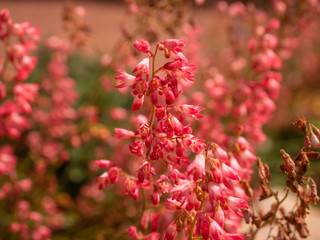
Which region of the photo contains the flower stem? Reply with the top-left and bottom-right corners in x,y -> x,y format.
188,200 -> 205,240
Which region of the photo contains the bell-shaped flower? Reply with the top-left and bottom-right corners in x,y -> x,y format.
133,57 -> 150,79
133,39 -> 151,53
115,69 -> 136,88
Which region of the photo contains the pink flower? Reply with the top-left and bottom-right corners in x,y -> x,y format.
311,134 -> 320,148
197,213 -> 210,239
164,89 -> 176,105
114,128 -> 135,139
132,77 -> 147,97
266,19 -> 280,32
124,178 -> 139,200
155,105 -> 167,121
151,188 -> 160,205
212,144 -> 229,163
133,39 -> 151,53
0,82 -> 6,99
161,39 -> 185,53
227,233 -> 247,240
164,222 -> 177,240
108,167 -> 119,183
18,178 -> 33,192
151,213 -> 161,231
138,162 -> 155,183
168,114 -> 183,135
0,145 -> 17,176
133,57 -> 150,78
186,191 -> 201,211
115,70 -> 136,88
140,210 -> 149,230
261,34 -> 278,49
135,123 -> 151,139
208,182 -> 225,204
129,141 -> 144,156
10,222 -> 20,233
110,107 -> 127,121
131,114 -> 148,127
132,95 -> 144,112
149,77 -> 161,104
226,196 -> 249,217
221,163 -> 240,181
212,167 -> 223,183
184,136 -> 206,153
187,153 -> 206,178
214,204 -> 225,227
179,104 -> 204,119
127,226 -> 139,240
97,172 -> 109,190
94,159 -> 113,168
145,232 -> 160,240
209,219 -> 228,240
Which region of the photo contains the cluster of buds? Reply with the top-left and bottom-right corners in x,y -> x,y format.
26,2 -> 98,165
26,34 -> 80,164
0,6 -> 100,239
0,9 -> 39,82
96,39 -> 252,240
243,116 -> 320,240
62,2 -> 90,49
0,9 -> 40,139
9,200 -> 52,240
199,0 -> 320,150
103,0 -> 205,71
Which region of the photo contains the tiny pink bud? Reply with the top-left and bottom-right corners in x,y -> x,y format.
132,95 -> 144,112
151,188 -> 160,205
164,88 -> 176,105
151,213 -> 161,231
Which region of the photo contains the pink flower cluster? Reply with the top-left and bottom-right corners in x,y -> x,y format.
0,9 -> 40,140
96,39 -> 252,239
9,200 -> 51,240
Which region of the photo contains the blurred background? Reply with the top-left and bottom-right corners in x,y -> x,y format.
1,0 -> 320,239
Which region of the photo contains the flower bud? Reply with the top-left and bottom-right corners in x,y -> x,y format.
127,226 -> 139,240
164,223 -> 177,240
